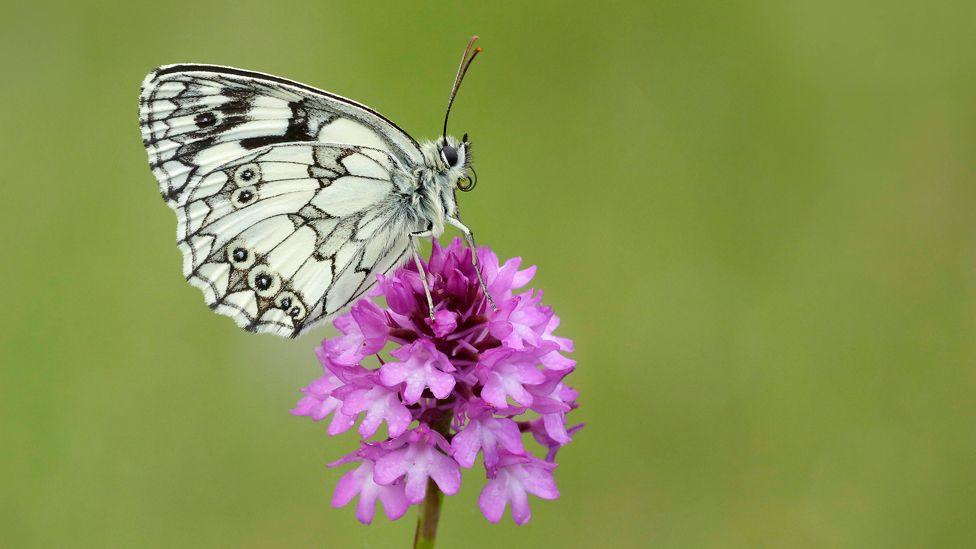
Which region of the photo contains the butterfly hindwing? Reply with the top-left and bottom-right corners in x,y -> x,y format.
139,64 -> 424,207
176,142 -> 418,337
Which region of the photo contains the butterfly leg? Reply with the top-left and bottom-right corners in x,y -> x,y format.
446,216 -> 497,310
409,228 -> 437,319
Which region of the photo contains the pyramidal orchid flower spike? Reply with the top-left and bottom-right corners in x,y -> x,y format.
293,238 -> 581,535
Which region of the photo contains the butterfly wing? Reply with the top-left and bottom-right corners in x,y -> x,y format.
176,141 -> 419,337
139,65 -> 429,337
139,64 -> 424,206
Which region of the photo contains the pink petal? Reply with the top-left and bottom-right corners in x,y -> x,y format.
373,449 -> 407,485
428,453 -> 461,495
494,418 -> 525,454
358,413 -> 383,438
509,486 -> 532,525
340,388 -> 369,415
355,487 -> 379,524
378,485 -> 409,520
402,378 -> 426,404
445,267 -> 468,295
544,413 -> 571,445
450,423 -> 481,468
540,351 -> 576,371
327,410 -> 357,436
386,402 -> 412,437
426,309 -> 458,337
404,470 -> 429,504
515,363 -> 546,385
493,256 -> 522,292
384,279 -> 417,314
427,369 -> 456,399
378,361 -> 410,386
332,468 -> 361,507
478,478 -> 507,523
522,468 -> 560,500
512,265 -> 537,289
480,375 -> 508,408
488,320 -> 513,341
507,383 -> 534,407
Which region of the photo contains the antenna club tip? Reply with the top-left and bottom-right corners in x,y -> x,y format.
475,47 -> 484,53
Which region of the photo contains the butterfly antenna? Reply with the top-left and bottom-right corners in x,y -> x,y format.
443,35 -> 483,142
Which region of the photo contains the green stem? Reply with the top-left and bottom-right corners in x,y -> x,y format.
413,478 -> 444,549
413,411 -> 453,549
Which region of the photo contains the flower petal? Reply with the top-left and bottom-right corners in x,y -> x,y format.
332,468 -> 361,508
373,449 -> 407,486
427,369 -> 456,399
355,486 -> 379,524
378,361 -> 410,386
378,484 -> 409,521
450,422 -> 481,468
404,471 -> 429,504
429,453 -> 461,496
522,466 -> 560,500
509,484 -> 532,525
478,477 -> 508,523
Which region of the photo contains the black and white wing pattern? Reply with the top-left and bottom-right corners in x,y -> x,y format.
139,64 -> 424,206
139,66 -> 426,337
172,142 -> 419,337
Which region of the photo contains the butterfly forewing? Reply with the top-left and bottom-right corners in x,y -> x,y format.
139,64 -> 424,206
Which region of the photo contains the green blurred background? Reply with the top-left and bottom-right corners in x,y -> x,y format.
3,1 -> 975,547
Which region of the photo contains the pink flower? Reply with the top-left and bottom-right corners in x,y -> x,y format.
526,371 -> 580,448
479,250 -> 536,302
294,238 -> 580,525
330,449 -> 409,524
379,339 -> 456,404
373,426 -> 461,504
529,420 -> 586,462
425,309 -> 458,338
290,370 -> 356,436
477,348 -> 546,408
322,300 -> 389,365
337,377 -> 412,438
491,290 -> 550,350
452,400 -> 525,468
478,453 -> 560,525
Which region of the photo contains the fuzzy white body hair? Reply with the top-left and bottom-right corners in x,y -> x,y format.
396,135 -> 471,237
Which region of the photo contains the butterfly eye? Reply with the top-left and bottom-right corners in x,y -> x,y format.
440,145 -> 459,168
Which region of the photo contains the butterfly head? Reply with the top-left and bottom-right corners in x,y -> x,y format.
436,133 -> 476,192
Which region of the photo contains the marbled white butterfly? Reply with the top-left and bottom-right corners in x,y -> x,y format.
139,37 -> 493,338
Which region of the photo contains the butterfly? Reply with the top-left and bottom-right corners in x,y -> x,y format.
139,36 -> 495,338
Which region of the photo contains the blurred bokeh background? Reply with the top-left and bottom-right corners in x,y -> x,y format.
3,1 -> 975,547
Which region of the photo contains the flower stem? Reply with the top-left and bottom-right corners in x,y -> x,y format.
413,411 -> 453,549
413,478 -> 443,549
